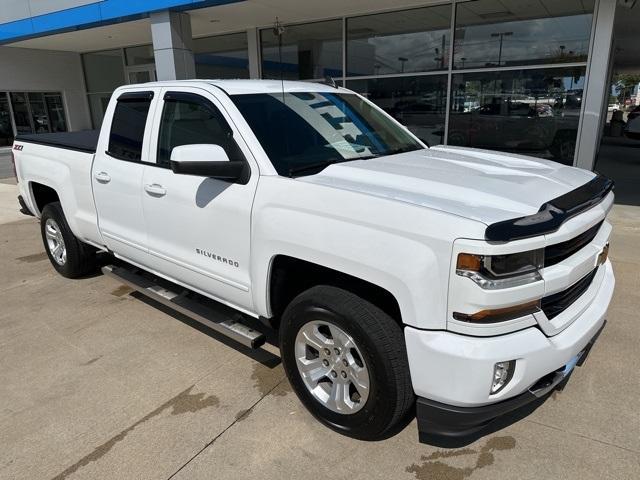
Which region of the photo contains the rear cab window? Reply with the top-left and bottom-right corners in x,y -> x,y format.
107,91 -> 154,162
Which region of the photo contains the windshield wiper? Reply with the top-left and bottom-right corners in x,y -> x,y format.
288,152 -> 389,177
384,148 -> 411,156
288,159 -> 344,177
354,153 -> 381,160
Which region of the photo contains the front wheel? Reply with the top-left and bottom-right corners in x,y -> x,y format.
279,285 -> 414,440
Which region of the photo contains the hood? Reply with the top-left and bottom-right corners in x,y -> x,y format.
298,146 -> 595,225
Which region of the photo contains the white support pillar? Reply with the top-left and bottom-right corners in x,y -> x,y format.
150,10 -> 196,80
575,0 -> 617,170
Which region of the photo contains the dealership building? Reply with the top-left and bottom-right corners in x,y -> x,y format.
0,0 -> 637,174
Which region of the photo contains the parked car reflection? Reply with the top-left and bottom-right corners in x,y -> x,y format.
448,96 -> 580,165
624,106 -> 640,140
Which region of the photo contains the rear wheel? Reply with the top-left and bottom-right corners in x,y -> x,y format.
40,202 -> 96,278
279,285 -> 414,440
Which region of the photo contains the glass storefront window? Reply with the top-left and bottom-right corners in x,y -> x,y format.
4,91 -> 68,137
125,45 -> 155,66
0,93 -> 13,147
127,70 -> 154,84
83,48 -> 126,128
347,75 -> 448,146
449,67 -> 586,165
87,92 -> 113,129
454,0 -> 595,69
10,93 -> 32,135
82,49 -> 125,93
44,93 -> 67,133
27,93 -> 49,133
260,20 -> 342,80
347,5 -> 451,77
194,32 -> 250,79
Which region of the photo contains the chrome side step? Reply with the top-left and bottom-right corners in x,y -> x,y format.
102,265 -> 266,349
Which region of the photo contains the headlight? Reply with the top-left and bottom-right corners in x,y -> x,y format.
456,249 -> 544,289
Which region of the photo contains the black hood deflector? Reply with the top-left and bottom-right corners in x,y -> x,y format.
485,175 -> 614,242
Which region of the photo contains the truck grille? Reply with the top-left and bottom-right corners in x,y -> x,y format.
541,267 -> 599,320
544,221 -> 603,268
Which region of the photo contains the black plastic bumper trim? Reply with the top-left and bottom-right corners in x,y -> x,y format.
416,321 -> 606,442
416,392 -> 537,440
485,174 -> 613,242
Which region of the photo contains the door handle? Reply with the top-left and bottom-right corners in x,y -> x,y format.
94,171 -> 111,184
144,183 -> 167,197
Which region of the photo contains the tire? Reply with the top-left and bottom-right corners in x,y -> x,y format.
40,202 -> 96,279
447,130 -> 468,147
279,285 -> 414,440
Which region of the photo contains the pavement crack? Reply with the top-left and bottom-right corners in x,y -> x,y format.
49,385 -> 219,480
166,376 -> 287,480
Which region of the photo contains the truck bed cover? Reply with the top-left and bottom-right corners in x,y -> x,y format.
16,130 -> 99,154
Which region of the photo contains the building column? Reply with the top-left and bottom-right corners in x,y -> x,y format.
575,0 -> 617,170
150,10 -> 195,80
247,28 -> 260,79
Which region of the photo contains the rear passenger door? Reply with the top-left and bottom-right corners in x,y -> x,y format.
93,90 -> 158,266
141,87 -> 259,312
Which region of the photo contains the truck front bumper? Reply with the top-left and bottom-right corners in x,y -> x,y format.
415,321 -> 604,440
405,260 -> 614,440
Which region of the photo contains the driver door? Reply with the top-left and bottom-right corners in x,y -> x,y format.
141,87 -> 258,311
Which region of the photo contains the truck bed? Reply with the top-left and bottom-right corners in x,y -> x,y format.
16,130 -> 99,154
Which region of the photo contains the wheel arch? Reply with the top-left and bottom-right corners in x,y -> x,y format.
29,182 -> 60,216
267,255 -> 403,327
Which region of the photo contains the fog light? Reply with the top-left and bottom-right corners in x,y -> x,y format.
491,360 -> 516,394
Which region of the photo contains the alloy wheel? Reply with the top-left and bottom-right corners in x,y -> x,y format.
295,320 -> 370,414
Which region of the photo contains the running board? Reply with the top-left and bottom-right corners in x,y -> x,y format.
102,265 -> 266,349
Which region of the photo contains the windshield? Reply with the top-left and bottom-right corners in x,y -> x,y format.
231,92 -> 425,177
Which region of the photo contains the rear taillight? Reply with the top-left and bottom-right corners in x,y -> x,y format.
10,150 -> 18,182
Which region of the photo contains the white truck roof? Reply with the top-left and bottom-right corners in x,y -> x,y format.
121,79 -> 347,96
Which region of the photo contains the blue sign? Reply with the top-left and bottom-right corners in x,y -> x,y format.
0,0 -> 243,44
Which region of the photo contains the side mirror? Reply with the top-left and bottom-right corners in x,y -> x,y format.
170,144 -> 248,183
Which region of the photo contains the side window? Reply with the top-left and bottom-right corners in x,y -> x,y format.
157,92 -> 244,168
108,92 -> 153,161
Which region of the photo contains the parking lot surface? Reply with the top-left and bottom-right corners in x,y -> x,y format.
1,182 -> 639,480
0,149 -> 13,180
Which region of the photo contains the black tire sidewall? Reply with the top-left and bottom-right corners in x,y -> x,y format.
280,291 -> 406,439
40,202 -> 91,278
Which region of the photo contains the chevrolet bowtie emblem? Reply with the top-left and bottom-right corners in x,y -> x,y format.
597,243 -> 610,266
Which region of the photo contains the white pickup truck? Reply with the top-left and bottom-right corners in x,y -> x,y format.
12,80 -> 615,443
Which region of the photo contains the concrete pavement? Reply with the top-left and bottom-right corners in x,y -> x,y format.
0,183 -> 24,223
1,191 -> 639,479
0,148 -> 13,180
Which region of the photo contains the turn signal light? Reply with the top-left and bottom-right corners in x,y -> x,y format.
456,253 -> 482,271
453,300 -> 540,323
